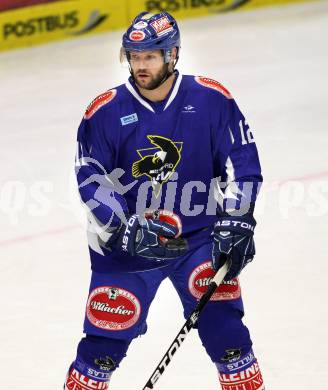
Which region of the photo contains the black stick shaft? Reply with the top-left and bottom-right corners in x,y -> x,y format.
142,262 -> 229,390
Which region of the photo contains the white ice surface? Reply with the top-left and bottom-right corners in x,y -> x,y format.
1,2 -> 328,389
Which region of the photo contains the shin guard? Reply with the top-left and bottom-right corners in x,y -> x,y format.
65,335 -> 129,389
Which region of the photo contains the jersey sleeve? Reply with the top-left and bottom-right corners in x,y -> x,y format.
213,97 -> 263,216
75,112 -> 129,239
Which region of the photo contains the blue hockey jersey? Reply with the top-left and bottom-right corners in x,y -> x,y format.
75,71 -> 262,272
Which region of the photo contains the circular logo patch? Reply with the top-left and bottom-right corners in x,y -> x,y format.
129,30 -> 146,41
133,21 -> 148,29
188,261 -> 241,301
86,286 -> 141,331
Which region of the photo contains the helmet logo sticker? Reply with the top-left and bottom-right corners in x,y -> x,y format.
133,21 -> 148,29
129,30 -> 146,41
132,135 -> 183,197
151,16 -> 173,36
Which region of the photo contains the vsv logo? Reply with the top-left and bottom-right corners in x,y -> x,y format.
132,135 -> 183,196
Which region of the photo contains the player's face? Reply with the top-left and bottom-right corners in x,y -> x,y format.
129,50 -> 168,90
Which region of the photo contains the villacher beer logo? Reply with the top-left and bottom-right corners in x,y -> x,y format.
86,286 -> 141,331
129,30 -> 146,41
188,261 -> 241,301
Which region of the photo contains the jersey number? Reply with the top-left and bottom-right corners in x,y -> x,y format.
239,120 -> 255,145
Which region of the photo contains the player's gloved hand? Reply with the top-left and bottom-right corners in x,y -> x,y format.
111,210 -> 188,260
211,215 -> 256,280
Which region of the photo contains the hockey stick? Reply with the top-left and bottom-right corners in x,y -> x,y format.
142,260 -> 230,390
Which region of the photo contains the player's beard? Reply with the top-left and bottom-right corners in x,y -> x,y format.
133,64 -> 170,90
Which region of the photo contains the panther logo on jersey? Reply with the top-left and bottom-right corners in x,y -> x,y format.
132,135 -> 183,197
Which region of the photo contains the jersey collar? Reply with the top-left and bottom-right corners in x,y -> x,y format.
125,70 -> 183,113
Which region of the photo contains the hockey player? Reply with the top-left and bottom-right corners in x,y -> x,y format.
65,11 -> 265,390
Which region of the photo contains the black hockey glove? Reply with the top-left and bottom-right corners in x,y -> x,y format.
211,215 -> 256,281
110,210 -> 188,260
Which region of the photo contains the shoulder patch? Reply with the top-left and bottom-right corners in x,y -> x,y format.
84,89 -> 117,119
195,76 -> 233,99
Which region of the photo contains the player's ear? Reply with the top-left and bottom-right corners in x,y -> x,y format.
171,47 -> 177,61
168,47 -> 177,71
